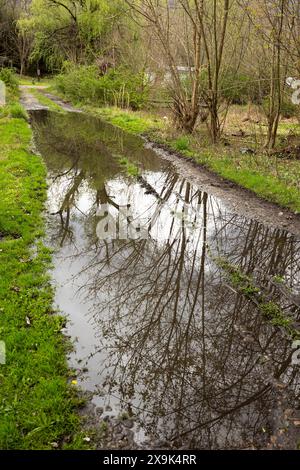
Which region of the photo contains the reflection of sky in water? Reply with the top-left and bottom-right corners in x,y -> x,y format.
48,168 -> 236,256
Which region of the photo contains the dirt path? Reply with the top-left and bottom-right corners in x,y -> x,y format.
42,91 -> 82,113
22,86 -> 300,238
20,85 -> 49,111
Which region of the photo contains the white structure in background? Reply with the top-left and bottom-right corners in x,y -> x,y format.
286,77 -> 300,105
146,66 -> 196,85
0,80 -> 6,106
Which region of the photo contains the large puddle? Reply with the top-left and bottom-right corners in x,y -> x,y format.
31,110 -> 300,449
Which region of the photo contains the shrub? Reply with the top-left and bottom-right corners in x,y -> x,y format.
55,64 -> 149,110
55,64 -> 99,103
262,97 -> 298,119
174,136 -> 190,151
220,70 -> 262,105
177,68 -> 263,105
280,99 -> 298,118
0,68 -> 18,91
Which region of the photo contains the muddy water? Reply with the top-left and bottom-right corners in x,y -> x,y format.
30,110 -> 300,449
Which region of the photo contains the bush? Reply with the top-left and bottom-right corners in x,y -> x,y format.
55,64 -> 149,110
178,68 -> 263,105
280,100 -> 298,118
9,103 -> 28,120
262,97 -> 298,119
220,70 -> 262,105
174,136 -> 190,151
0,68 -> 18,91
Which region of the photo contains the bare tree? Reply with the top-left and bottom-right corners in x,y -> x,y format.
126,1 -> 238,142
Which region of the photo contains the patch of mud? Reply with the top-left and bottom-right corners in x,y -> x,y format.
79,397 -> 189,450
78,397 -> 137,450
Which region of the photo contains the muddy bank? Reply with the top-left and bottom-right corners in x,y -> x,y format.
144,140 -> 300,238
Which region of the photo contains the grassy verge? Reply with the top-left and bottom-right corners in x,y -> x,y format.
29,88 -> 65,113
155,131 -> 300,214
82,105 -> 164,134
0,92 -> 86,449
17,75 -> 53,87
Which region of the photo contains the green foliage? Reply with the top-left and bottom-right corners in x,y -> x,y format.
9,103 -> 28,120
20,0 -> 130,71
0,68 -> 18,91
126,162 -> 139,176
179,68 -> 263,105
119,157 -> 128,165
280,99 -> 298,119
118,156 -> 139,176
260,302 -> 292,328
174,136 -> 190,151
56,64 -> 149,110
55,64 -> 100,102
84,106 -> 163,134
216,258 -> 260,298
262,96 -> 298,119
220,69 -> 261,104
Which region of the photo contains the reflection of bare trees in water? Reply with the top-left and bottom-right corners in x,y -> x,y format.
32,109 -> 169,247
72,181 -> 300,449
35,110 -> 300,449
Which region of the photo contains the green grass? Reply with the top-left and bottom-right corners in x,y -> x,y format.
174,136 -> 190,151
8,103 -> 29,120
0,95 -> 85,449
29,88 -> 64,113
126,163 -> 139,177
18,75 -> 53,87
83,105 -> 163,134
194,152 -> 300,212
277,121 -> 299,136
